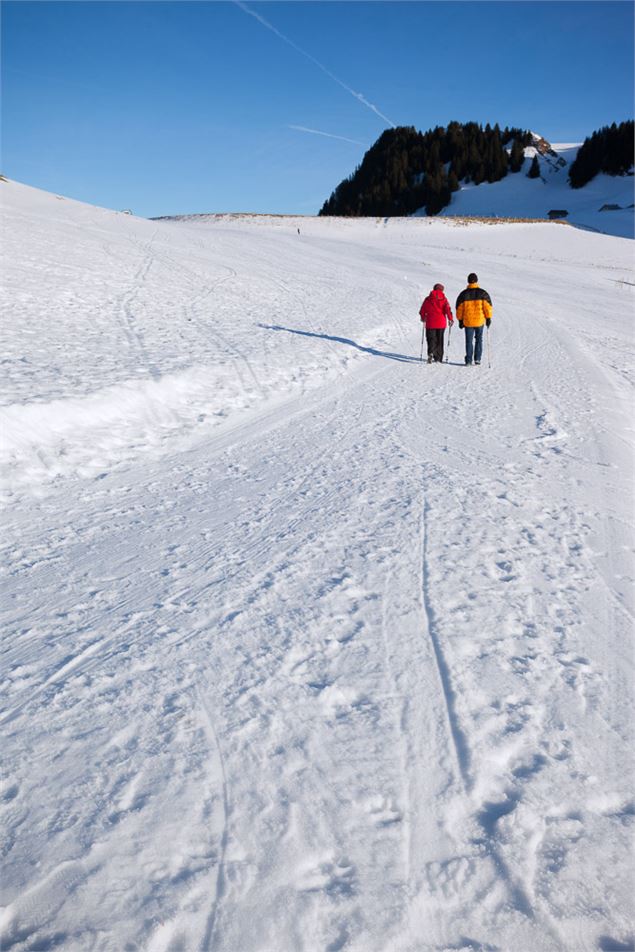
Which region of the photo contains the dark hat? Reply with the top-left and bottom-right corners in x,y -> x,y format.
433,283 -> 444,291
467,272 -> 478,283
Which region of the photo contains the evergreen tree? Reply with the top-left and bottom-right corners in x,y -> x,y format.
569,120 -> 634,188
451,141 -> 467,181
426,140 -> 442,174
486,128 -> 506,182
426,170 -> 451,215
509,138 -> 525,173
527,155 -> 540,178
448,170 -> 460,192
466,141 -> 482,181
472,164 -> 486,186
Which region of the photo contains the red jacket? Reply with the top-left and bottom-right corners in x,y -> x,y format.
419,289 -> 453,329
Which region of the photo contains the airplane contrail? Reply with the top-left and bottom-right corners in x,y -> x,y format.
289,125 -> 367,147
235,1 -> 396,129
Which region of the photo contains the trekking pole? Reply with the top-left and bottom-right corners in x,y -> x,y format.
487,325 -> 492,368
445,322 -> 452,362
420,324 -> 425,363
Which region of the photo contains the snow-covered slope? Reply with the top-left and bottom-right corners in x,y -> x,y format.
436,140 -> 634,238
1,179 -> 634,952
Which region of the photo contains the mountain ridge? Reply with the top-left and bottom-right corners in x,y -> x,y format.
319,121 -> 634,237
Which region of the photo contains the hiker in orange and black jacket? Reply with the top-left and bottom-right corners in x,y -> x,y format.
456,273 -> 493,366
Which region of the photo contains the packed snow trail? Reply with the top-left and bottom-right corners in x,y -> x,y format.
1,181 -> 634,951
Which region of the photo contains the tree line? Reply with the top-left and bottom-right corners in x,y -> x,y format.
319,122 -> 532,218
568,121 -> 634,188
319,119 -> 634,217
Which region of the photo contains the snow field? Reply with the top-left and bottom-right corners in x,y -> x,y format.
1,179 -> 634,951
445,172 -> 634,238
437,144 -> 635,239
1,184 -> 402,498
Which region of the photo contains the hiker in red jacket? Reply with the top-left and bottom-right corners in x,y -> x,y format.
419,283 -> 454,363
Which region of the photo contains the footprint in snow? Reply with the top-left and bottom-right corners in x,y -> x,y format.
298,856 -> 357,898
424,856 -> 477,901
362,794 -> 402,827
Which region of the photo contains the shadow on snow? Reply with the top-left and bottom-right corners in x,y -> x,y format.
258,323 -> 423,364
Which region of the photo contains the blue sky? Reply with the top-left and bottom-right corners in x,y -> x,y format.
2,1 -> 633,217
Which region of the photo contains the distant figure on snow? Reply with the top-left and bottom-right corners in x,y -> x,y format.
297,227 -> 300,236
456,273 -> 492,366
419,283 -> 454,363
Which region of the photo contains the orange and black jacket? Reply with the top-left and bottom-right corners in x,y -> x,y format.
455,283 -> 493,328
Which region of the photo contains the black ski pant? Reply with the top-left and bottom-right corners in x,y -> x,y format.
426,328 -> 445,362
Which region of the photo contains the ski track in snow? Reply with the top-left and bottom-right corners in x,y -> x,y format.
1,180 -> 634,952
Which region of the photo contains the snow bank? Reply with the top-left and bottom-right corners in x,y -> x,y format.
1,367 -> 237,490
